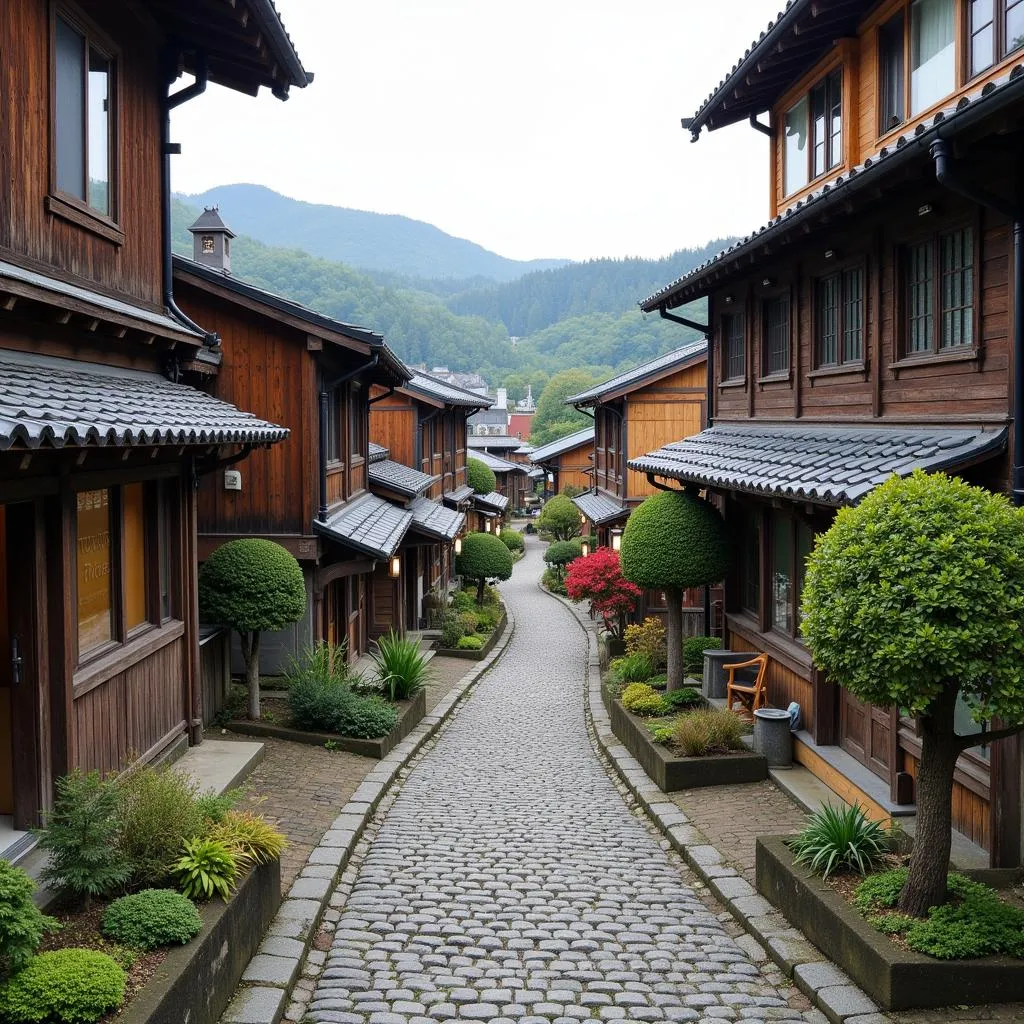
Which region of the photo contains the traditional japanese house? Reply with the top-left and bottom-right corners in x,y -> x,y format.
173,218 -> 410,671
529,427 -> 596,497
0,0 -> 308,838
635,0 -> 1024,865
469,449 -> 532,517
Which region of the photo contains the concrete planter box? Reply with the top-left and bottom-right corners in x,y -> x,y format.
755,835 -> 1024,1010
435,607 -> 507,661
603,684 -> 767,792
120,858 -> 280,1024
228,687 -> 426,758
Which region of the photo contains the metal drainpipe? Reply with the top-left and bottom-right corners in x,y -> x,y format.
930,140 -> 1023,505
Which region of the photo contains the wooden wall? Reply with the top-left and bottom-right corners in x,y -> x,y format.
1,0 -> 165,308
370,390 -> 417,468
554,445 -> 593,494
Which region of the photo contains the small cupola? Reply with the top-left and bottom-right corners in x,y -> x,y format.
187,207 -> 236,274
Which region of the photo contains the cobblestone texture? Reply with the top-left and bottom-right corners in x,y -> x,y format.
303,537 -> 815,1023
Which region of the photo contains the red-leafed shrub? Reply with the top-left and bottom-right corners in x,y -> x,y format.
565,548 -> 642,638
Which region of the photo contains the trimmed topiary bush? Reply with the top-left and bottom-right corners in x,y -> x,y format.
335,694 -> 399,738
455,635 -> 484,651
542,538 -> 583,583
0,861 -> 55,978
466,457 -> 497,495
0,949 -> 126,1023
456,532 -> 513,603
499,529 -> 525,553
621,492 -> 728,692
537,494 -> 582,541
199,539 -> 306,720
101,890 -> 201,950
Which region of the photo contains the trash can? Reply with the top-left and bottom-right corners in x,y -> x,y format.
753,707 -> 793,767
702,650 -> 758,699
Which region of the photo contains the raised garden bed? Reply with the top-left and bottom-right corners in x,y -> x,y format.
434,607 -> 507,661
603,685 -> 767,792
227,687 -> 426,758
755,834 -> 1024,1010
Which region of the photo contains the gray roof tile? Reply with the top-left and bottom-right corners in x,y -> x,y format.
567,341 -> 707,406
314,493 -> 412,559
471,449 -> 528,474
474,491 -> 509,513
406,373 -> 492,408
628,423 -> 1008,506
443,484 -> 474,507
468,435 -> 523,449
368,458 -> 437,497
529,427 -> 595,464
0,350 -> 287,449
572,491 -> 629,525
368,442 -> 389,463
408,497 -> 465,541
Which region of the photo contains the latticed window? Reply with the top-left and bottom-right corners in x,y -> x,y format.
762,296 -> 790,375
903,227 -> 974,357
815,266 -> 864,367
723,313 -> 745,381
906,241 -> 934,354
940,227 -> 973,349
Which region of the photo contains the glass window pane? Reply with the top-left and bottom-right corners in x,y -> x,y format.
796,523 -> 814,630
55,17 -> 85,200
911,0 -> 956,115
763,297 -> 789,374
784,96 -> 809,196
907,242 -> 935,353
843,267 -> 865,362
954,692 -> 990,761
77,489 -> 113,654
771,517 -> 793,633
87,48 -> 110,215
811,83 -> 827,178
159,485 -> 172,621
1007,0 -> 1024,57
742,510 -> 760,613
817,275 -> 839,366
828,69 -> 843,170
880,14 -> 906,130
124,483 -> 146,631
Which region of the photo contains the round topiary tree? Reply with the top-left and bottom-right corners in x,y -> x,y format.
802,470 -> 1024,917
467,457 -> 497,495
537,493 -> 582,541
620,491 -> 729,692
199,539 -> 306,720
543,538 -> 584,581
455,532 -> 514,604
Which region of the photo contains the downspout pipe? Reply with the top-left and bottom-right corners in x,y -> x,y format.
318,354 -> 380,522
161,51 -> 218,346
930,140 -> 1024,505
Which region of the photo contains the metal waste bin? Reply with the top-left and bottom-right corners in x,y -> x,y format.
753,707 -> 793,767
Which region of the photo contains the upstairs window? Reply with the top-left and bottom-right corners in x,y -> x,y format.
879,13 -> 906,131
903,226 -> 975,356
815,266 -> 865,367
762,296 -> 790,376
911,0 -> 956,114
783,68 -> 842,196
722,313 -> 745,382
325,388 -> 341,464
54,10 -> 115,218
970,0 -> 1024,76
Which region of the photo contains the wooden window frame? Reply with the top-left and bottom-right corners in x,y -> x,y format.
878,10 -> 907,135
782,65 -> 844,198
759,291 -> 792,381
721,312 -> 746,385
48,2 -> 123,244
812,261 -> 867,370
968,0 -> 1024,80
325,387 -> 342,466
763,509 -> 815,643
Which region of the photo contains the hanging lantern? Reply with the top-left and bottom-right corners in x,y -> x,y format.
581,541 -> 590,558
389,554 -> 401,578
611,529 -> 623,552
454,536 -> 462,555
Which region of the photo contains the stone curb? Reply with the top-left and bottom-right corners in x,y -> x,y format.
543,583 -> 885,1024
222,606 -> 518,1024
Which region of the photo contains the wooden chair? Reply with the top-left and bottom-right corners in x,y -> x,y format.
726,654 -> 769,719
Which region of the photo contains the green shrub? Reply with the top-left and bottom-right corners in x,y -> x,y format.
647,723 -> 675,744
336,694 -> 399,738
0,949 -> 126,1023
618,653 -> 653,683
194,787 -> 244,825
475,606 -> 499,632
647,674 -> 667,690
621,683 -> 658,711
38,771 -> 132,908
450,590 -> 477,612
789,804 -> 891,878
116,764 -> 206,888
371,630 -> 431,701
457,611 -> 480,635
0,862 -> 56,978
537,494 -> 582,541
628,694 -> 667,717
543,538 -> 583,570
466,457 -> 497,494
207,811 -> 286,869
287,669 -> 349,733
101,890 -> 201,950
439,611 -> 465,648
171,838 -> 238,901
499,529 -> 525,553
683,635 -> 721,674
672,709 -> 748,756
541,567 -> 567,595
456,635 -> 484,651
661,687 -> 702,711
624,617 -> 667,672
456,533 -> 514,603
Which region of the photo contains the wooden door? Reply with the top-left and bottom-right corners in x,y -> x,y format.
840,687 -> 892,780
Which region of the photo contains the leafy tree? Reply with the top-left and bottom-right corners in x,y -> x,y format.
620,491 -> 729,692
199,539 -> 306,720
801,471 -> 1024,917
537,494 -> 582,541
455,533 -> 514,603
467,457 -> 497,495
531,370 -> 599,443
565,548 -> 642,638
543,538 -> 584,582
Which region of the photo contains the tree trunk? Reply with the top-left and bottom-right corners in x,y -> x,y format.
476,576 -> 486,605
898,685 -> 959,917
241,631 -> 261,721
665,587 -> 683,692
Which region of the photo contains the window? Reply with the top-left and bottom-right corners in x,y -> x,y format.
201,235 -> 215,254
910,0 -> 955,114
123,483 -> 146,632
762,296 -> 790,376
783,68 -> 842,196
76,489 -> 113,654
349,385 -> 366,458
815,266 -> 864,367
770,516 -> 793,633
722,313 -> 745,381
879,13 -> 906,130
54,11 -> 115,218
739,509 -> 760,614
970,0 -> 1024,77
903,227 -> 974,356
325,388 -> 341,463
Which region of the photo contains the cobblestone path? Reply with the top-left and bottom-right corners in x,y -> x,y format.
305,536 -> 813,1023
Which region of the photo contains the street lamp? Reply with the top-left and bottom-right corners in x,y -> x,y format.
454,536 -> 462,555
389,554 -> 401,578
495,523 -> 502,537
581,541 -> 590,557
484,519 -> 492,533
611,529 -> 623,552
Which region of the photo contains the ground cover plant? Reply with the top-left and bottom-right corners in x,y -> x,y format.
101,890 -> 201,951
624,617 -> 667,673
0,948 -> 126,1024
788,803 -> 892,878
438,586 -> 504,649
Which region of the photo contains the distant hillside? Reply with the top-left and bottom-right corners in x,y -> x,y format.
175,184 -> 568,283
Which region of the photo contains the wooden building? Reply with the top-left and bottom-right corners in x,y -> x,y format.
636,0 -> 1024,865
529,427 -> 596,497
173,221 -> 411,671
0,0 -> 308,840
469,449 -> 533,517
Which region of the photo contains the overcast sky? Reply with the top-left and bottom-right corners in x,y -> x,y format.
171,1 -> 778,264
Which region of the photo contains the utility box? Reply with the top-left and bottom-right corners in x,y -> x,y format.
223,469 -> 242,491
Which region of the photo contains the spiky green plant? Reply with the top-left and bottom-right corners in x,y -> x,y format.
370,631 -> 431,701
789,803 -> 892,878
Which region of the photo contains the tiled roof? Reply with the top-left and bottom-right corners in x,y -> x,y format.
471,449 -> 528,474
474,491 -> 509,513
567,341 -> 708,406
368,442 -> 389,463
314,493 -> 412,560
443,484 -> 474,507
529,427 -> 595,464
406,373 -> 493,408
188,208 -> 235,236
628,423 -> 1008,506
408,497 -> 465,541
368,458 -> 438,498
515,443 -> 536,455
468,435 -> 522,449
572,491 -> 629,526
0,350 -> 287,450
642,61 -> 1024,312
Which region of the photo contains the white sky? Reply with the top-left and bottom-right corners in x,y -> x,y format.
171,0 -> 779,263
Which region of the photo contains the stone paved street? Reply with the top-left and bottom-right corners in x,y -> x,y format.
303,536 -> 818,1023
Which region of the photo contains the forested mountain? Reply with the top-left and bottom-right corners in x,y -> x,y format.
175,184 -> 568,282
445,243 -> 726,336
